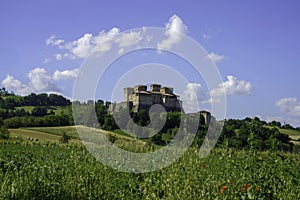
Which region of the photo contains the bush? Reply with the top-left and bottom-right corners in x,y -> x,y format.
0,126 -> 10,139
60,131 -> 71,143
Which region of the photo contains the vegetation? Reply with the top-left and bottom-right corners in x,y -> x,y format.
24,126 -> 79,139
0,143 -> 299,199
0,88 -> 300,199
60,131 -> 71,143
0,89 -> 72,128
9,128 -> 62,142
0,126 -> 9,139
1,87 -> 299,152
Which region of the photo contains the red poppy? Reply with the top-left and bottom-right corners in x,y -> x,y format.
221,185 -> 227,190
256,187 -> 260,192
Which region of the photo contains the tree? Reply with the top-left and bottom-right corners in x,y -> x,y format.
269,120 -> 281,127
0,87 -> 9,96
0,126 -> 10,139
32,106 -> 48,117
49,94 -> 70,106
137,109 -> 150,126
281,124 -> 294,130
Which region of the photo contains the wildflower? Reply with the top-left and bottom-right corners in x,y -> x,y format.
241,187 -> 246,192
247,186 -> 251,190
221,185 -> 227,190
256,186 -> 260,192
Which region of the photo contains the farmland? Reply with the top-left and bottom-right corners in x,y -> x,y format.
0,138 -> 300,199
0,121 -> 300,199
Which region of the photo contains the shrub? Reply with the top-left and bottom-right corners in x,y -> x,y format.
0,126 -> 10,139
60,131 -> 71,143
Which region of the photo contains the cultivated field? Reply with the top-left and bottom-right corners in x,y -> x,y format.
0,142 -> 299,199
1,126 -> 300,199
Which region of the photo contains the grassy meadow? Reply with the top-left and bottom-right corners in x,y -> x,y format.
0,126 -> 299,199
0,142 -> 299,199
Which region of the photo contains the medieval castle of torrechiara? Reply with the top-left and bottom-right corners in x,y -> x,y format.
109,83 -> 213,125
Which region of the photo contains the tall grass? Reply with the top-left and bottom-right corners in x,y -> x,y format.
0,142 -> 299,199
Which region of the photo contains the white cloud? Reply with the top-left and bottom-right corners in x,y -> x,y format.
259,115 -> 284,123
46,15 -> 188,59
259,114 -> 300,128
92,28 -> 119,54
53,69 -> 79,80
55,54 -> 63,61
276,98 -> 300,117
46,35 -> 65,49
157,15 -> 188,50
211,75 -> 252,97
207,52 -> 224,63
43,58 -> 50,64
28,68 -> 60,92
46,27 -> 144,59
2,75 -> 33,95
181,83 -> 209,113
1,67 -> 78,96
70,33 -> 94,58
115,31 -> 142,48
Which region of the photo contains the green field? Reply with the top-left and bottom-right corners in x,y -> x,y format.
279,128 -> 300,145
23,126 -> 80,139
0,143 -> 299,199
1,126 -> 300,199
9,126 -> 149,148
9,128 -> 61,141
15,106 -> 35,113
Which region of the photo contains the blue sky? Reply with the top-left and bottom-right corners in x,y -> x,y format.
1,0 -> 300,126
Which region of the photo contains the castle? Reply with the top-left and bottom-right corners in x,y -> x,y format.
109,84 -> 214,125
110,84 -> 182,113
125,84 -> 182,112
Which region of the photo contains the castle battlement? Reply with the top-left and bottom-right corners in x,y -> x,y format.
122,84 -> 182,112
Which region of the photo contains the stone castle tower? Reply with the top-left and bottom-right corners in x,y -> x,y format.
110,84 -> 182,113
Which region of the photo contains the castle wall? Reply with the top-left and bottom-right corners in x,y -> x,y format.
123,84 -> 182,113
124,87 -> 134,101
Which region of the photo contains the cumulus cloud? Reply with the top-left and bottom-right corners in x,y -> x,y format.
55,54 -> 63,61
70,33 -> 94,58
181,83 -> 209,113
46,15 -> 189,58
157,15 -> 188,50
1,67 -> 78,96
115,31 -> 143,48
46,27 -> 144,59
207,52 -> 224,63
211,75 -> 252,97
53,69 -> 79,80
276,98 -> 300,117
46,35 -> 65,49
28,68 -> 60,92
2,75 -> 33,95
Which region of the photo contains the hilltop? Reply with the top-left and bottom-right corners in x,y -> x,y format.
0,88 -> 300,153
